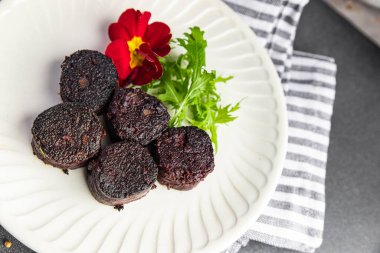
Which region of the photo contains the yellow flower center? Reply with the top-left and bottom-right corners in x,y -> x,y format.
127,36 -> 144,69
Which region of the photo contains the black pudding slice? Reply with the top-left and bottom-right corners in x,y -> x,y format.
87,140 -> 158,207
155,126 -> 215,190
60,50 -> 118,113
107,88 -> 170,145
31,103 -> 103,170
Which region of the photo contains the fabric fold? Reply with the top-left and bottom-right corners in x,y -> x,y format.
223,0 -> 337,252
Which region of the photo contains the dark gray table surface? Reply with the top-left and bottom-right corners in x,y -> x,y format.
1,1 -> 380,253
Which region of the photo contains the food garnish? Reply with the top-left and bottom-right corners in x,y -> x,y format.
105,9 -> 172,86
144,27 -> 239,149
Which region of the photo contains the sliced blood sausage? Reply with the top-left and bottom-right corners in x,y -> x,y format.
60,50 -> 117,113
107,88 -> 170,145
31,103 -> 103,170
87,140 -> 158,207
155,126 -> 215,190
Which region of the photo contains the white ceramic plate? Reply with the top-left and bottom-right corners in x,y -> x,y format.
0,0 -> 287,252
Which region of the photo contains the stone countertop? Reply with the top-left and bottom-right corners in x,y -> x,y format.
1,1 -> 380,253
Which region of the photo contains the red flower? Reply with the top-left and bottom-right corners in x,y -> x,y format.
105,9 -> 172,86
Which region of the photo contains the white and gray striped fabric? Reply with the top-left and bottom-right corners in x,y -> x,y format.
222,0 -> 337,252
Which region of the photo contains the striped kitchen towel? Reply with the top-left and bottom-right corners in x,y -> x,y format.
223,0 -> 337,252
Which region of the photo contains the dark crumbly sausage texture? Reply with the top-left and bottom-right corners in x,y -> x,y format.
31,103 -> 103,169
107,88 -> 170,145
87,140 -> 158,207
60,50 -> 118,113
155,126 -> 215,190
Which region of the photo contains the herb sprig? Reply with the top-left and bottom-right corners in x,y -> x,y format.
144,27 -> 239,150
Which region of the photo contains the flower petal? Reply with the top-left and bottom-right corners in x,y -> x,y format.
131,44 -> 163,85
137,11 -> 151,37
154,44 -> 171,57
137,44 -> 157,64
118,9 -> 138,35
109,22 -> 131,41
118,8 -> 151,38
131,59 -> 163,86
144,22 -> 172,57
131,61 -> 161,86
105,40 -> 131,81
